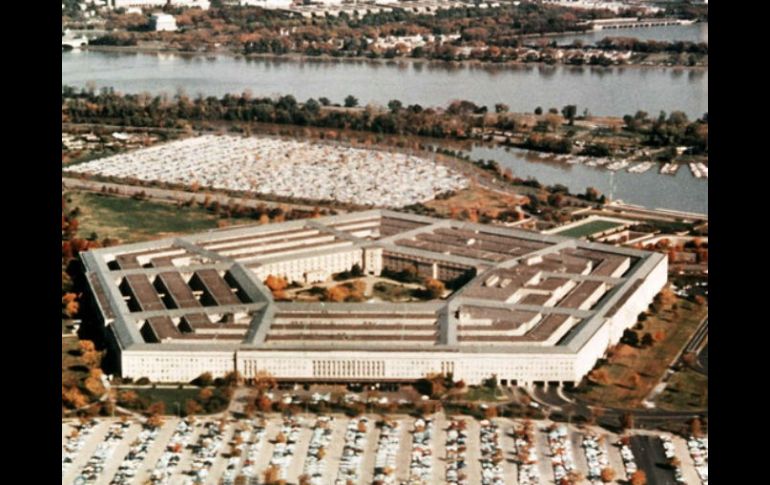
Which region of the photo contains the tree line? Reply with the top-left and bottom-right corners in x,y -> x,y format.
62,86 -> 708,155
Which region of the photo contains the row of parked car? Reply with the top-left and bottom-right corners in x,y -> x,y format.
111,423 -> 160,484
373,419 -> 401,484
303,416 -> 335,485
188,420 -> 229,484
238,420 -> 267,482
687,435 -> 708,484
545,424 -> 577,484
63,419 -> 99,479
513,421 -> 541,485
445,418 -> 469,485
150,418 -> 196,484
336,417 -> 370,484
659,435 -> 686,483
222,424 -> 253,485
478,419 -> 505,485
269,417 -> 302,482
73,420 -> 130,484
409,417 -> 434,484
618,439 -> 639,478
581,432 -> 611,483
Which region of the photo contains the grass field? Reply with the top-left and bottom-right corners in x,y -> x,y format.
65,191 -> 221,243
554,219 -> 624,238
62,336 -> 88,388
128,388 -> 205,416
425,184 -> 525,219
575,296 -> 708,410
656,368 -> 708,412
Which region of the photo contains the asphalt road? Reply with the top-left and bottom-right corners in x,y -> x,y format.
630,435 -> 677,485
697,343 -> 708,374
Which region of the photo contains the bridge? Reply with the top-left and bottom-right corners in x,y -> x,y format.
587,18 -> 697,31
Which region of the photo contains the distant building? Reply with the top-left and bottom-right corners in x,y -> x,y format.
150,12 -> 178,31
239,0 -> 294,7
111,0 -> 210,9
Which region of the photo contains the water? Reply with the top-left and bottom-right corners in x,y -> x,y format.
61,50 -> 707,214
62,50 -> 707,118
546,22 -> 708,45
467,145 -> 707,214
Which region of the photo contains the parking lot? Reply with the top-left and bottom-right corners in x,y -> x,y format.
63,413 -> 706,485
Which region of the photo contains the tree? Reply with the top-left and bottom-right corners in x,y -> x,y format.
641,332 -> 654,347
344,95 -> 359,108
494,103 -> 509,113
588,368 -> 610,385
253,370 -> 277,392
690,417 -> 703,437
84,368 -> 106,397
630,470 -> 647,485
257,394 -> 273,413
264,275 -> 288,292
621,329 -> 640,347
193,372 -> 213,387
620,412 -> 634,430
387,99 -> 402,113
534,106 -> 543,115
561,105 -> 577,125
62,292 -> 80,318
600,467 -> 616,482
78,340 -> 96,355
424,278 -> 445,299
263,465 -> 281,484
185,399 -> 203,416
146,401 -> 166,417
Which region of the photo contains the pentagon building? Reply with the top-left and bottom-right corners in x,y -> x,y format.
81,210 -> 666,387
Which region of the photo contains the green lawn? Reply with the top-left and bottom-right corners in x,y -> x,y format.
129,388 -> 206,415
554,219 -> 624,238
62,336 -> 88,388
65,191 -> 221,243
575,297 -> 707,409
464,386 -> 505,402
656,368 -> 708,412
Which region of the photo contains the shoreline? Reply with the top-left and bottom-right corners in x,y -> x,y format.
73,45 -> 708,72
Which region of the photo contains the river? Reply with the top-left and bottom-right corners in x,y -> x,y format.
62,50 -> 707,119
62,49 -> 707,214
467,145 -> 707,215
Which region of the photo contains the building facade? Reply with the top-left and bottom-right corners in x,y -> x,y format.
82,210 -> 667,387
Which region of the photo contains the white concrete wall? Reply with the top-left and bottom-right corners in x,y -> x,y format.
122,350 -> 233,382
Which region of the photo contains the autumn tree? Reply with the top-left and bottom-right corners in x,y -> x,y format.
325,284 -> 350,302
690,417 -> 703,437
252,370 -> 277,392
588,368 -> 610,385
84,368 -> 106,397
146,401 -> 166,417
185,399 -> 203,416
600,467 -> 616,482
630,470 -> 647,485
620,412 -> 635,430
424,278 -> 446,299
62,386 -> 88,409
264,275 -> 288,292
62,293 -> 80,318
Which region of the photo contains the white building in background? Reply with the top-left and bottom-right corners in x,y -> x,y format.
150,12 -> 178,30
111,0 -> 210,9
82,210 -> 667,387
239,0 -> 294,7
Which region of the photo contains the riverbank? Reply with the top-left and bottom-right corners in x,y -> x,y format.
79,44 -> 708,71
